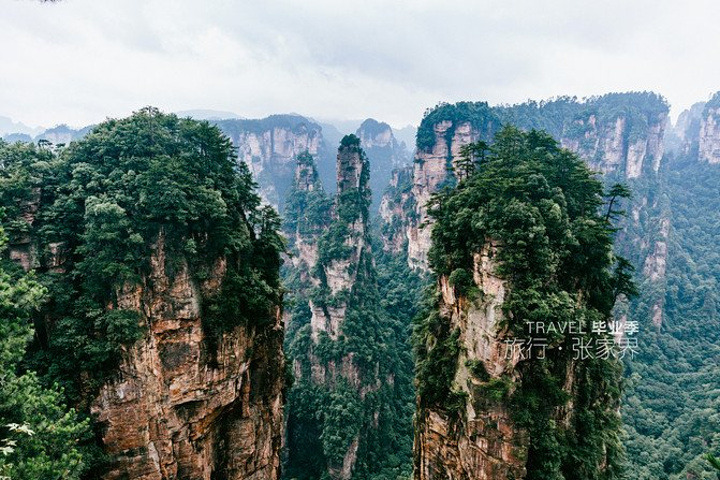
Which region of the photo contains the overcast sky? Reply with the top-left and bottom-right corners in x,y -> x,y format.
2,0 -> 719,130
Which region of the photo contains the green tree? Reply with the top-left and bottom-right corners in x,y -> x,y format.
706,453 -> 720,471
454,140 -> 489,179
0,214 -> 90,479
0,110 -> 284,477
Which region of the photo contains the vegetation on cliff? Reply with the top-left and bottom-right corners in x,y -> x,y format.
415,93 -> 669,164
415,126 -> 636,479
0,141 -> 91,479
283,138 -> 417,480
622,153 -> 720,479
0,109 -> 285,475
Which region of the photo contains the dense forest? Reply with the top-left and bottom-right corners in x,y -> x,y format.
622,152 -> 720,479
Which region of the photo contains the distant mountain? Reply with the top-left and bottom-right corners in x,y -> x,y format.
0,115 -> 43,137
175,109 -> 243,121
392,124 -> 417,154
36,124 -> 94,145
314,118 -> 363,137
213,114 -> 335,210
2,133 -> 33,143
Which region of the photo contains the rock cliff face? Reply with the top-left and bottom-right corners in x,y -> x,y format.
698,95 -> 720,164
387,104 -> 501,269
378,166 -> 414,253
216,115 -> 330,210
284,139 -> 376,479
284,152 -> 327,282
91,235 -> 284,480
10,216 -> 285,480
667,101 -> 704,156
309,142 -> 374,479
559,112 -> 665,178
407,120 -> 490,269
356,118 -> 411,214
308,138 -> 371,349
414,251 -> 527,480
393,95 -> 669,271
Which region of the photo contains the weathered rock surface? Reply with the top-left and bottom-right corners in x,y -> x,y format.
9,204 -> 285,480
699,103 -> 720,164
216,115 -> 327,210
378,166 -> 414,253
406,120 -> 488,269
393,96 -> 669,272
414,249 -> 527,480
89,235 -> 284,480
356,118 -> 411,214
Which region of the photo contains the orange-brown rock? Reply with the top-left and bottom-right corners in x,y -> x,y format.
414,249 -> 527,480
90,235 -> 284,480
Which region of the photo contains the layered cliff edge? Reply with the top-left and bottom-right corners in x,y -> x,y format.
215,115 -> 330,211
90,234 -> 285,480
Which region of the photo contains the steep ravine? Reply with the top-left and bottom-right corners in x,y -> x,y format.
283,136 -> 414,480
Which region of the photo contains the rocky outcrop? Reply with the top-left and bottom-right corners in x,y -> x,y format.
414,249 -> 527,480
560,111 -> 666,178
667,102 -> 704,156
356,119 -> 411,214
309,138 -> 369,354
92,235 -> 284,480
413,128 -> 627,479
378,166 -> 414,253
406,117 -> 497,269
698,96 -> 720,164
356,118 -> 396,152
397,94 -> 670,270
10,215 -> 285,480
284,136 -> 408,480
11,226 -> 284,480
284,152 -> 327,282
215,115 -> 328,210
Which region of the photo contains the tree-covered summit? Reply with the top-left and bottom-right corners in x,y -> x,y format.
415,125 -> 635,479
2,106 -> 284,398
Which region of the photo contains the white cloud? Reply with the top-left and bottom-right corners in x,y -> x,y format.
1,0 -> 719,129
